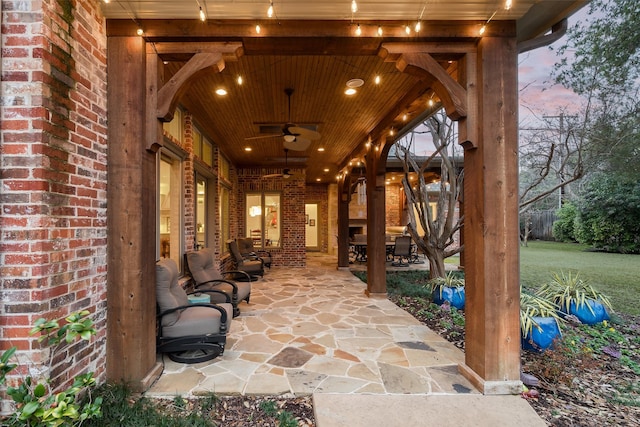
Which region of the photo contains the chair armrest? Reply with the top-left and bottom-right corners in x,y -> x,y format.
195,279 -> 238,294
157,303 -> 229,333
224,269 -> 253,282
188,289 -> 232,303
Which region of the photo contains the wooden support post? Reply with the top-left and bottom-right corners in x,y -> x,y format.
337,179 -> 351,268
458,36 -> 521,394
106,37 -> 162,390
365,145 -> 387,295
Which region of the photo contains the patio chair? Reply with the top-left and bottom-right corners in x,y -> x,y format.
228,240 -> 264,279
391,235 -> 412,267
186,248 -> 252,317
237,237 -> 272,269
155,258 -> 232,363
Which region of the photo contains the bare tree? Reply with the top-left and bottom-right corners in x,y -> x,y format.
518,112 -> 587,245
395,109 -> 463,279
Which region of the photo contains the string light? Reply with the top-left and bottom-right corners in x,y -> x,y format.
414,20 -> 421,33
377,26 -> 383,36
351,0 -> 358,14
405,25 -> 411,35
199,6 -> 206,21
480,10 -> 497,36
374,75 -> 381,84
256,24 -> 261,34
237,75 -> 243,85
355,23 -> 362,36
267,1 -> 274,18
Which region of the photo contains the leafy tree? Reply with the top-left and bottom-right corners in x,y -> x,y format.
553,0 -> 640,180
552,202 -> 578,242
394,109 -> 463,279
574,174 -> 640,253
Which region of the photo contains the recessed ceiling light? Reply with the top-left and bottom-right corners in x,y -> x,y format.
346,78 -> 364,88
215,88 -> 228,96
345,88 -> 357,95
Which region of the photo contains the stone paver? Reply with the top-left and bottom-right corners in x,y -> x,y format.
147,253 -> 472,397
145,254 -> 544,425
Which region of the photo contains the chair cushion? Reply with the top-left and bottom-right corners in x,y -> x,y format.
187,248 -> 223,284
162,303 -> 233,338
156,258 -> 189,325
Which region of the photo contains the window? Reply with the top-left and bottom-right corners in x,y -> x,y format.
195,174 -> 207,250
163,108 -> 183,142
246,193 -> 281,248
159,152 -> 183,271
219,155 -> 231,253
193,126 -> 213,167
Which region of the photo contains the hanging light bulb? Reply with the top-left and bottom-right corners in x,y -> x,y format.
505,0 -> 512,10
479,24 -> 486,35
355,23 -> 362,36
374,75 -> 381,85
136,27 -> 144,36
256,24 -> 261,34
351,0 -> 358,14
405,25 -> 411,35
237,75 -> 243,85
199,7 -> 206,22
103,0 -> 110,3
415,20 -> 422,32
267,1 -> 274,18
377,26 -> 383,36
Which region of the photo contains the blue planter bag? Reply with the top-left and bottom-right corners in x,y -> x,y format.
568,299 -> 610,325
433,287 -> 465,310
522,316 -> 561,352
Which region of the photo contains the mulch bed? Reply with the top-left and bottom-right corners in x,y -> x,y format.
389,294 -> 640,427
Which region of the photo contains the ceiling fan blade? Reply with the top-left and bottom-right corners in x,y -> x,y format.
245,134 -> 283,141
289,126 -> 320,141
284,137 -> 311,151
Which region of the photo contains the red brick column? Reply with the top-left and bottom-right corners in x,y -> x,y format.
0,0 -> 108,395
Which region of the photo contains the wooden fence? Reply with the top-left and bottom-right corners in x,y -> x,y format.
523,210 -> 557,241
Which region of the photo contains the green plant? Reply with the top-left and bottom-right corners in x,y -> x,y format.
537,271 -> 613,315
520,289 -> 563,338
552,202 -> 578,242
1,310 -> 102,427
426,271 -> 464,299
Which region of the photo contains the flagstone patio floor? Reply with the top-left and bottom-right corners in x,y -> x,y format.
147,253 -> 545,426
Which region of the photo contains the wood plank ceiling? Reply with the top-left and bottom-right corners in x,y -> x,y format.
103,1 -> 587,183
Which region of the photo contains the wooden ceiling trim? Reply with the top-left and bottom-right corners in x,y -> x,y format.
106,19 -> 515,40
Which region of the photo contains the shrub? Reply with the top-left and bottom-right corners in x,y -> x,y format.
574,174 -> 640,253
0,311 -> 102,427
552,202 -> 578,242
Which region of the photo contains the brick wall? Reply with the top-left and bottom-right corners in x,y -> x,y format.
305,184 -> 329,253
0,0 -> 108,403
385,184 -> 402,226
237,168 -> 306,266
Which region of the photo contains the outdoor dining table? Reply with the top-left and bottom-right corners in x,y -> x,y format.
351,241 -> 397,263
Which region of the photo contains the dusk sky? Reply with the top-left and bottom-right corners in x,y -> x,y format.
517,7 -> 590,128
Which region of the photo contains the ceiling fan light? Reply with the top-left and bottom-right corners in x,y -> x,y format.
284,134 -> 296,142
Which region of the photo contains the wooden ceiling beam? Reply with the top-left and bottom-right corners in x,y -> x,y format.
106,19 -> 515,40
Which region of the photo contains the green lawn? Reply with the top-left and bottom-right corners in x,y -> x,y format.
520,241 -> 640,316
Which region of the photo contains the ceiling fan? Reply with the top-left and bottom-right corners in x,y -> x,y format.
262,148 -> 299,179
246,88 -> 321,151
